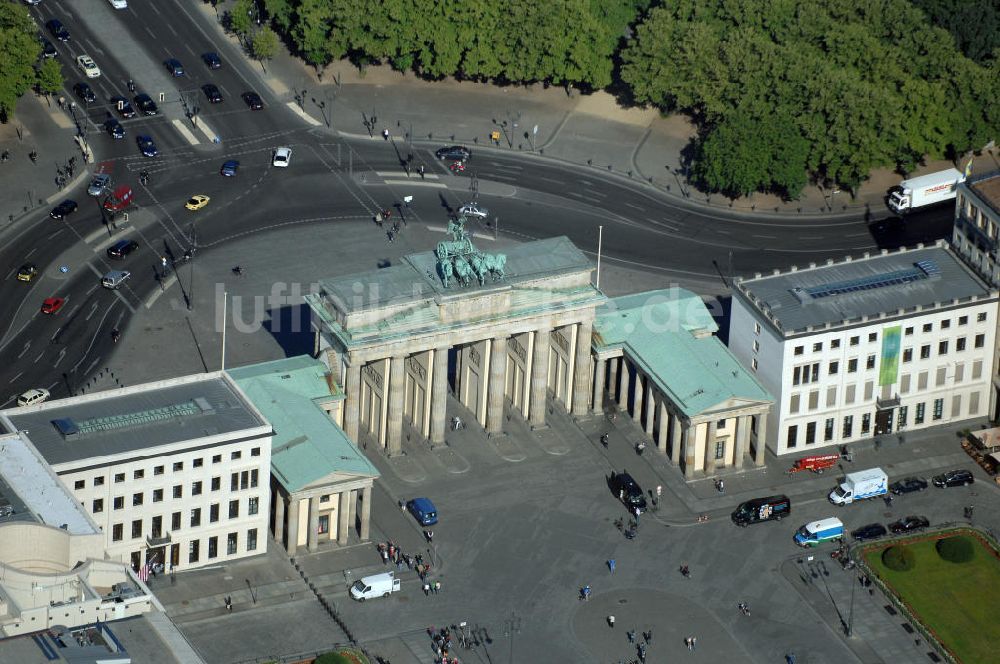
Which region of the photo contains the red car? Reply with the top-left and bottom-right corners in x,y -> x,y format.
41,297 -> 65,314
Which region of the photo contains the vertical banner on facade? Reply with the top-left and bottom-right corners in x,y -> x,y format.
879,326 -> 902,386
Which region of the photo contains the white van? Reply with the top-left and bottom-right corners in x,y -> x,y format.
349,571 -> 400,601
794,517 -> 844,547
101,270 -> 131,289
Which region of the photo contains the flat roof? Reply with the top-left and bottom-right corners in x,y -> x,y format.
735,243 -> 995,334
1,375 -> 267,467
967,170 -> 1000,218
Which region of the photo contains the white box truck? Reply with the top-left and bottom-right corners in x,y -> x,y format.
349,571 -> 400,601
887,168 -> 965,214
829,467 -> 888,505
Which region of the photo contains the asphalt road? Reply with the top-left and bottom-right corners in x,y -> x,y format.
0,0 -> 955,406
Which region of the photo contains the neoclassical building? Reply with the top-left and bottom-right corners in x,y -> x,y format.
306,234 -> 606,450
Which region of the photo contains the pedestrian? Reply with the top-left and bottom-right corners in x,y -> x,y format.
786,654 -> 795,664
643,629 -> 652,644
638,643 -> 646,662
656,485 -> 662,498
425,530 -> 434,543
399,499 -> 406,511
423,582 -> 430,596
434,580 -> 441,594
607,615 -> 615,628
581,585 -> 591,601
685,637 -> 692,651
608,559 -> 616,575
718,479 -> 725,493
691,636 -> 697,650
387,229 -> 394,243
383,128 -> 390,140
627,629 -> 636,643
418,164 -> 425,179
375,212 -> 383,226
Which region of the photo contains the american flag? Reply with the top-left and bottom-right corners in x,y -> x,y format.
137,563 -> 150,583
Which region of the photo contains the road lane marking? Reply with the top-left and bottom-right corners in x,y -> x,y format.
18,342 -> 30,359
197,119 -> 219,143
382,179 -> 447,188
753,234 -> 777,239
376,171 -> 441,180
85,302 -> 99,321
34,351 -> 44,363
285,101 -> 322,126
145,276 -> 176,308
8,372 -> 22,384
53,348 -> 66,368
172,119 -> 200,145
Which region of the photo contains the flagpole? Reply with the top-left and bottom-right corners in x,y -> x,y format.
221,291 -> 227,372
596,225 -> 603,290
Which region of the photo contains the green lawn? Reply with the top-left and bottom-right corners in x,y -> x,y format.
864,530 -> 1000,663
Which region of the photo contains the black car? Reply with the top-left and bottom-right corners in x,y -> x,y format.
202,52 -> 221,69
202,83 -> 223,103
242,91 -> 263,110
40,37 -> 57,59
611,472 -> 647,513
851,523 -> 887,541
74,82 -> 97,103
134,93 -> 159,116
164,58 -> 184,76
107,240 -> 139,259
105,118 -> 125,139
49,199 -> 78,219
932,469 -> 974,488
110,96 -> 136,118
435,145 -> 471,161
46,19 -> 70,42
889,477 -> 928,495
889,515 -> 930,534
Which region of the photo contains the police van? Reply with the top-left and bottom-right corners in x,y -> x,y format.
794,517 -> 844,547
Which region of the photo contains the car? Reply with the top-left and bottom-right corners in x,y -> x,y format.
40,37 -> 57,59
202,83 -> 223,104
22,0 -> 43,6
185,195 -> 210,211
106,239 -> 139,259
46,19 -> 70,42
110,96 -> 136,118
932,469 -> 974,488
136,135 -> 158,157
242,91 -> 263,110
889,477 -> 928,495
220,160 -> 239,177
77,54 -> 100,78
611,472 -> 648,513
202,52 -> 221,69
406,497 -> 438,526
74,82 -> 97,103
108,0 -> 127,9
164,58 -> 184,77
49,199 -> 78,219
16,264 -> 38,282
435,145 -> 471,161
105,118 -> 125,139
41,296 -> 65,314
458,202 -> 489,219
87,173 -> 111,196
272,147 -> 292,168
133,93 -> 159,116
16,388 -> 50,407
850,523 -> 887,542
889,515 -> 930,534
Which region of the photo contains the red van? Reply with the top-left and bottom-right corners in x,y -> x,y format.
103,185 -> 134,212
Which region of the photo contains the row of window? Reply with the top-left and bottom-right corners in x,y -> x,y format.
80,468 -> 260,495
788,313 -> 989,356
72,448 -> 262,489
107,497 -> 260,537
185,529 -> 258,563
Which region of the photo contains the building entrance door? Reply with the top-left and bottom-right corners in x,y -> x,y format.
875,409 -> 894,435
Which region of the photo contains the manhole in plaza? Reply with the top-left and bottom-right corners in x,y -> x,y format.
181,600 -> 189,606
927,653 -> 941,662
617,598 -> 629,605
901,623 -> 914,634
884,604 -> 897,616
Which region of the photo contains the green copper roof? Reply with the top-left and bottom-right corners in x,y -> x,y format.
594,289 -> 772,418
229,357 -> 377,492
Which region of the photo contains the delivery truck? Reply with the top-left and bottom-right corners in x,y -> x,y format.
349,571 -> 400,601
887,168 -> 964,214
829,467 -> 888,505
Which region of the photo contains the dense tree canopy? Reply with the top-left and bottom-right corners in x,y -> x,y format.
910,0 -> 1000,64
0,3 -> 42,120
621,0 -> 1000,197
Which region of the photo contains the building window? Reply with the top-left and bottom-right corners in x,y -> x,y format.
208,536 -> 218,559
813,343 -> 822,352
113,496 -> 124,510
229,500 -> 239,519
866,354 -> 876,370
850,336 -> 859,346
153,489 -> 163,503
831,339 -> 841,349
248,496 -> 259,516
210,504 -> 219,523
904,326 -> 914,335
132,492 -> 143,507
824,418 -> 834,442
861,413 -> 871,434
151,516 -> 162,538
154,465 -> 164,476
794,345 -> 804,356
975,334 -> 986,348
941,319 -> 950,329
957,337 -> 966,351
920,345 -> 931,359
320,494 -> 330,503
251,447 -> 261,457
193,458 -> 204,468
898,406 -> 908,428
173,462 -> 183,472
922,323 -> 932,333
211,477 -> 221,491
241,471 -> 250,490
131,520 -> 142,539
114,473 -> 125,483
959,315 -> 968,325
192,481 -> 203,496
805,422 -> 816,445
842,416 -> 853,439
94,476 -> 105,487
74,479 -> 85,490
933,398 -> 944,420
231,451 -> 242,461
227,532 -> 238,555
978,312 -> 987,322
714,440 -> 725,460
915,403 -> 925,424
847,358 -> 858,373
751,358 -> 758,371
789,394 -> 800,414
190,508 -> 201,528
231,473 -> 239,492
250,469 -> 259,489
173,485 -> 183,499
903,348 -> 913,363
171,512 -> 181,531
786,425 -> 798,449
189,540 -> 200,563
212,455 -> 222,464
938,340 -> 948,355
752,340 -> 760,352
133,469 -> 144,480
754,322 -> 761,334
829,361 -> 839,375
868,333 -> 877,342
93,498 -> 104,513
112,524 -> 123,542
247,528 -> 258,551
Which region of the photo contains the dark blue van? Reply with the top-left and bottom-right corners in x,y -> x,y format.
406,497 -> 438,526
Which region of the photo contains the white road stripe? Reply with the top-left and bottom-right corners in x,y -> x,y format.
285,101 -> 322,126
382,179 -> 448,188
172,119 -> 200,145
376,171 -> 440,180
197,120 -> 219,143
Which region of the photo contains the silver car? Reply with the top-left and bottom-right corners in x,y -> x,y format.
458,202 -> 489,219
88,173 -> 111,196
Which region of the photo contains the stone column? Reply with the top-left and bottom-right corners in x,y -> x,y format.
386,355 -> 406,456
656,400 -> 668,453
591,355 -> 606,415
359,485 -> 372,541
608,356 -> 619,404
683,425 -> 697,479
703,420 -> 719,476
343,363 -> 362,443
430,346 -> 449,446
273,488 -> 285,543
632,371 -> 644,424
287,496 -> 300,556
670,412 -> 683,466
617,358 -> 628,408
486,336 -> 508,435
754,412 -> 769,466
307,495 -> 320,552
529,329 -> 550,429
337,491 -> 350,545
644,385 -> 655,437
734,414 -> 751,469
571,321 -> 593,417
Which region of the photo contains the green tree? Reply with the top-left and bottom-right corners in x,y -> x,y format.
36,57 -> 63,98
0,2 -> 42,120
229,0 -> 255,44
251,26 -> 280,70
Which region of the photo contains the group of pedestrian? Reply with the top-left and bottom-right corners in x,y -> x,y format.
684,636 -> 697,650
422,579 -> 443,596
426,626 -> 458,664
737,601 -> 751,616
